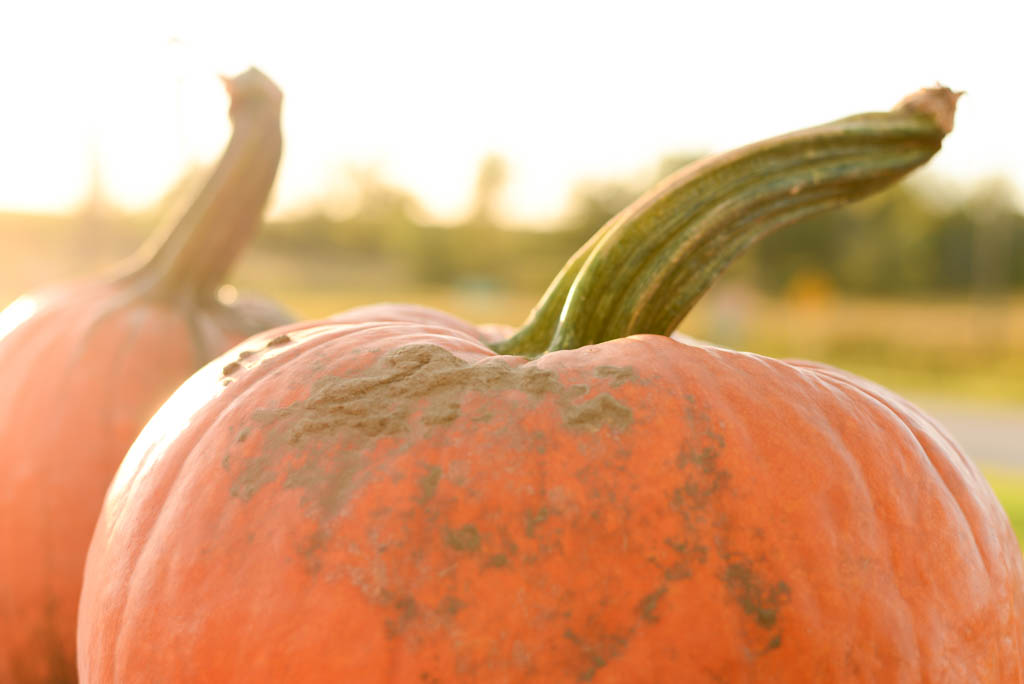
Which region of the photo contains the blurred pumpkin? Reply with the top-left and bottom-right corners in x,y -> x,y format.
78,87 -> 1023,682
0,67 -> 291,682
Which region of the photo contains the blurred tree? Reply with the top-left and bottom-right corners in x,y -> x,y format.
74,143 -> 112,258
965,181 -> 1020,294
468,154 -> 507,230
231,149 -> 1024,297
742,179 -> 1024,296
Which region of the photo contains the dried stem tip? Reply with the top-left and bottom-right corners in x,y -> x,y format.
894,85 -> 962,135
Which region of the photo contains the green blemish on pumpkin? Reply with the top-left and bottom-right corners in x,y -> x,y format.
444,525 -> 481,552
228,344 -> 640,576
419,465 -> 442,504
663,563 -> 691,581
249,408 -> 281,423
423,400 -> 461,425
563,629 -> 631,682
524,507 -> 550,537
386,595 -> 420,637
664,538 -> 707,564
296,527 -> 330,575
281,450 -> 370,521
438,596 -> 466,616
676,437 -> 725,476
636,585 -> 668,623
594,365 -> 634,387
484,553 -> 508,568
562,393 -> 632,432
397,595 -> 419,619
231,450 -> 278,501
672,441 -> 729,513
266,333 -> 291,347
564,630 -> 606,682
256,344 -> 634,452
678,471 -> 729,510
721,560 -> 790,629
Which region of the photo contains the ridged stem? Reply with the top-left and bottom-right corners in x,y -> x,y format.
493,86 -> 959,355
487,236 -> 602,356
122,67 -> 283,302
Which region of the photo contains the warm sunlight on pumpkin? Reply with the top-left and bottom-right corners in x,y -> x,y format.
0,69 -> 292,682
0,296 -> 40,342
104,358 -> 229,522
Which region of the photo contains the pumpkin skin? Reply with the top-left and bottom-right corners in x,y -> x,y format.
0,68 -> 290,682
77,305 -> 1024,682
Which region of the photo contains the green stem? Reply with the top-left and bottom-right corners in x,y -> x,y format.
493,86 -> 959,355
121,67 -> 283,302
487,235 -> 602,356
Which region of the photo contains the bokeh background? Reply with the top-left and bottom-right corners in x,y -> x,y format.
3,2 -> 1023,537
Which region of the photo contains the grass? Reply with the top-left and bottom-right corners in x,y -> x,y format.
3,227 -> 1022,405
984,469 -> 1024,551
679,287 -> 1024,405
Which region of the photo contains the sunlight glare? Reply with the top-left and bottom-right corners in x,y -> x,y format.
217,284 -> 239,306
104,357 -> 228,532
104,325 -> 307,528
0,297 -> 40,343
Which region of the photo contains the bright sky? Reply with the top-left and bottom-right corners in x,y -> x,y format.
1,1 -> 1021,223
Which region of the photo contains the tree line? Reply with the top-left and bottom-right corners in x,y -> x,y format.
252,153 -> 1024,297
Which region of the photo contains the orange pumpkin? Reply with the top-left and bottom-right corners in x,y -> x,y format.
0,68 -> 290,682
78,87 -> 1023,682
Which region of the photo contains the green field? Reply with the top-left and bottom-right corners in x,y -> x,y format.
984,469 -> 1024,551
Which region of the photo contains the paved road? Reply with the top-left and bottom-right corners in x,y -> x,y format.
912,398 -> 1024,468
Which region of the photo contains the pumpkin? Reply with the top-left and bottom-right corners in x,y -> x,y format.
0,68 -> 291,682
78,87 -> 1023,682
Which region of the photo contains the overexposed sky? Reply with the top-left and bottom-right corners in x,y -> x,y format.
1,0 -> 1021,223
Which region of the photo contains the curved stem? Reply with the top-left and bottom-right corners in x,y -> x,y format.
487,235 -> 601,356
493,87 -> 959,355
121,68 -> 283,302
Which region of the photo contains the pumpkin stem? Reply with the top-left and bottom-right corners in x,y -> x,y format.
493,86 -> 960,355
122,67 -> 283,302
487,238 -> 600,356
